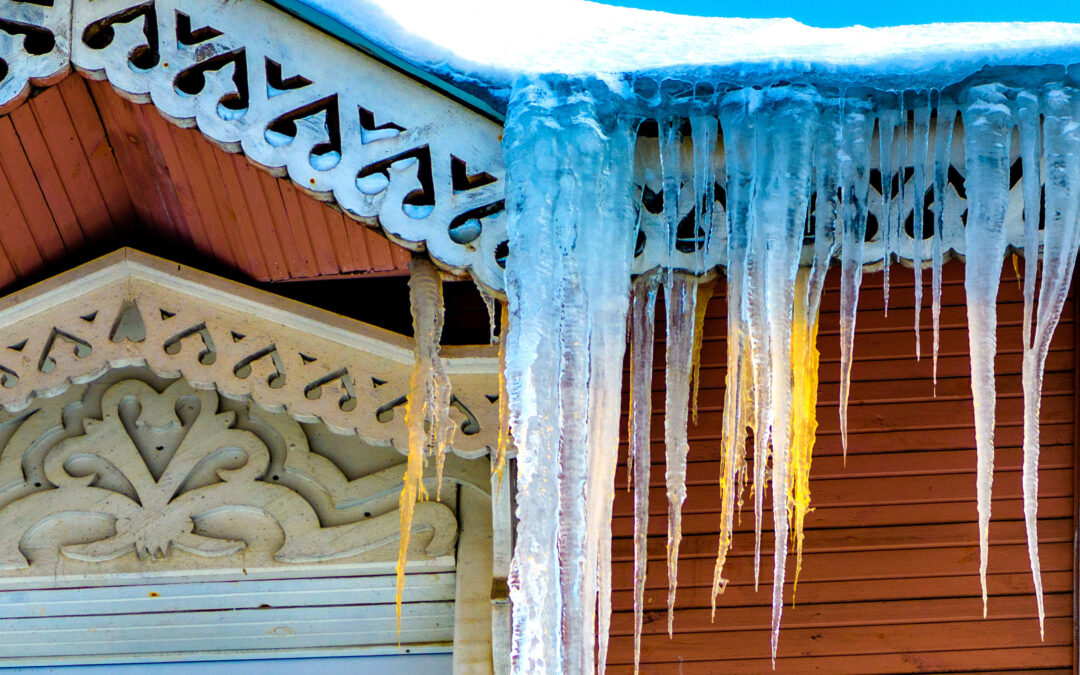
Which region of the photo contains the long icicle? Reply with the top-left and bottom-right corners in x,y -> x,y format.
397,255 -> 454,633
931,97 -> 956,391
1016,87 -> 1045,638
629,272 -> 660,675
712,91 -> 757,608
1022,84 -> 1080,639
878,106 -> 898,317
791,119 -> 840,594
589,117 -> 639,675
837,101 -> 874,461
664,273 -> 698,636
962,83 -> 1012,618
757,87 -> 819,665
913,101 -> 931,362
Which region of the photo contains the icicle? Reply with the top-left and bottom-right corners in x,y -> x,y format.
837,100 -> 874,461
718,88 -> 775,592
397,255 -> 454,632
629,272 -> 660,675
711,91 -> 756,611
691,280 -> 716,422
931,97 -> 956,391
791,124 -> 840,595
494,303 -> 511,488
503,77 -> 637,674
878,106 -> 898,316
788,268 -> 820,596
691,113 -> 718,267
1022,85 -> 1080,639
663,274 -> 698,636
962,83 -> 1012,618
479,285 -> 499,345
913,101 -> 931,361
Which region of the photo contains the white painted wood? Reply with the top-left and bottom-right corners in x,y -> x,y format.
0,249 -> 500,458
0,573 -> 456,617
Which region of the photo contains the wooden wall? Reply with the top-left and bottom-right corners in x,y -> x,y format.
0,75 -> 410,294
609,262 -> 1077,673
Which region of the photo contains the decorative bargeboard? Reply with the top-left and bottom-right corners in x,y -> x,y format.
0,248 -> 500,456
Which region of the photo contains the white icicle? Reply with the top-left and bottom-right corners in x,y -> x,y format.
663,274 -> 697,636
503,78 -> 636,674
658,115 -> 697,637
1021,85 -> 1080,639
878,107 -> 898,316
931,97 -> 956,391
962,83 -> 1012,618
720,89 -> 774,591
629,272 -> 660,675
750,87 -> 820,663
837,100 -> 874,461
913,101 -> 931,361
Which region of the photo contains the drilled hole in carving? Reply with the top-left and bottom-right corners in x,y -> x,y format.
495,241 -> 509,269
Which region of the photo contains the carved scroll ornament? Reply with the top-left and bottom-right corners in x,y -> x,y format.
0,371 -> 463,578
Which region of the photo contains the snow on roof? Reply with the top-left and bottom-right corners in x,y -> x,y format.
298,0 -> 1080,112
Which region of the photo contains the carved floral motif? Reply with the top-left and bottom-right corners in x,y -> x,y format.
0,373 -> 461,575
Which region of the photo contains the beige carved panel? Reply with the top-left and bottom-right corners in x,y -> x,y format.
0,366 -> 470,582
0,249 -> 500,459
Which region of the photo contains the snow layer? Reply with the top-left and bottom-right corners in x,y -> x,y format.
302,0 -> 1080,111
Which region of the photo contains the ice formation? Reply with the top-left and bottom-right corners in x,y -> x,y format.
396,256 -> 454,630
495,69 -> 1080,672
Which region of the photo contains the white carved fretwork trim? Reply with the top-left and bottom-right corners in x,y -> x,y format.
0,0 -> 509,291
0,248 -> 501,458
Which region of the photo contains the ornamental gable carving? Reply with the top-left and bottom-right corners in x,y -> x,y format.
0,249 -> 500,458
0,367 -> 464,581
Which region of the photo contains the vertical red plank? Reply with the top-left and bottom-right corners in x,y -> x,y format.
165,124 -> 242,269
56,77 -> 136,233
212,149 -> 272,280
191,137 -> 271,278
28,87 -> 116,242
319,205 -> 352,271
8,105 -> 87,251
0,118 -> 66,263
279,181 -> 338,275
259,171 -> 315,278
344,216 -> 374,272
86,80 -> 186,248
389,232 -> 413,269
228,154 -> 291,280
0,161 -> 45,278
138,106 -> 213,258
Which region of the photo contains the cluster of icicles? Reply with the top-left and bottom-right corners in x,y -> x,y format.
394,73 -> 1080,673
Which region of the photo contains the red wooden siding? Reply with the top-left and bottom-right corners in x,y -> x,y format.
0,74 -> 410,293
608,261 -> 1077,672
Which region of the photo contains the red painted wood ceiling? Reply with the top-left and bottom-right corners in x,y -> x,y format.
0,74 -> 411,295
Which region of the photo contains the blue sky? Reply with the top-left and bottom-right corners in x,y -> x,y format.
597,0 -> 1080,27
